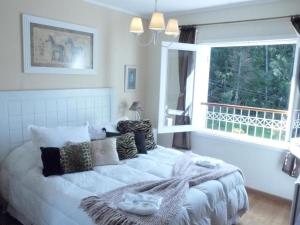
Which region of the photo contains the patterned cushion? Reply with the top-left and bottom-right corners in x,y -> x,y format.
116,133 -> 138,160
60,142 -> 93,174
117,119 -> 157,150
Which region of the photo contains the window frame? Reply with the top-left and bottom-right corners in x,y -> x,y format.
158,38 -> 300,145
158,42 -> 202,133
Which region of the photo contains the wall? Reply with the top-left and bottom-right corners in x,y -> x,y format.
0,0 -> 147,118
144,0 -> 300,199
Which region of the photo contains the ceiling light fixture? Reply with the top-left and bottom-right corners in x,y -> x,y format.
129,0 -> 180,45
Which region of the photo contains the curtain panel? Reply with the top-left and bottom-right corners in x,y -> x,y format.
172,26 -> 196,150
291,15 -> 300,35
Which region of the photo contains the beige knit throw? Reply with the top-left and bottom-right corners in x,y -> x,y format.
80,153 -> 240,225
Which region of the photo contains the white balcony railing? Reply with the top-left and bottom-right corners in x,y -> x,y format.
202,102 -> 300,141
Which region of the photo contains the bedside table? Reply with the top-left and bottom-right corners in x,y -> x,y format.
291,176 -> 300,225
0,195 -> 7,214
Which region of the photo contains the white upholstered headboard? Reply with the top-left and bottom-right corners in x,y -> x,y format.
0,88 -> 115,162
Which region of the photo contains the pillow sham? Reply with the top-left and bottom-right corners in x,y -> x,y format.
60,142 -> 93,174
116,133 -> 138,160
29,124 -> 90,149
89,126 -> 106,140
134,132 -> 146,154
117,119 -> 157,150
40,147 -> 64,177
89,125 -> 121,139
91,138 -> 119,166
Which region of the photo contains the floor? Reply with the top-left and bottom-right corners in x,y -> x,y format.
238,189 -> 292,225
0,189 -> 292,225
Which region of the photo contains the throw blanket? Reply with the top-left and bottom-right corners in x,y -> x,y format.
80,153 -> 239,225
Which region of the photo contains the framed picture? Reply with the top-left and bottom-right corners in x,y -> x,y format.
22,14 -> 98,74
124,65 -> 137,92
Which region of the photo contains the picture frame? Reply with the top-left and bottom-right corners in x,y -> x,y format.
124,65 -> 137,92
22,14 -> 98,74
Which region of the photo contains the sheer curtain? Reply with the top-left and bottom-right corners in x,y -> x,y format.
172,26 -> 196,150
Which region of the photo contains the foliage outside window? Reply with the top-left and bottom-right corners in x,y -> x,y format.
205,44 -> 296,141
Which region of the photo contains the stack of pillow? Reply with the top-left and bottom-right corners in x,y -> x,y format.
29,119 -> 157,177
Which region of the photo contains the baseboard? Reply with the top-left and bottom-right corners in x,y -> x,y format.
246,186 -> 292,204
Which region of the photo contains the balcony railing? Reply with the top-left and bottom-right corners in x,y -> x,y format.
202,102 -> 300,141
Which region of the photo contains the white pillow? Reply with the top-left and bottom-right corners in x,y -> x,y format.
89,124 -> 119,140
91,138 -> 119,166
89,126 -> 106,140
29,124 -> 90,149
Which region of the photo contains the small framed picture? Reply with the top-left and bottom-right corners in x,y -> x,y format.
124,65 -> 137,92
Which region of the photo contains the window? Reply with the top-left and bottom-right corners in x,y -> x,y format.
159,39 -> 300,143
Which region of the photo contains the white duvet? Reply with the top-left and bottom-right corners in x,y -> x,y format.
0,142 -> 248,225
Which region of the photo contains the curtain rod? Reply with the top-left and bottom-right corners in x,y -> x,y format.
179,15 -> 294,27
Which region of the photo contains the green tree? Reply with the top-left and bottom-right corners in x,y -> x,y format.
208,44 -> 295,110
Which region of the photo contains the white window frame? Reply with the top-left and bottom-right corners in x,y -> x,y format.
158,38 -> 300,145
158,42 -> 202,133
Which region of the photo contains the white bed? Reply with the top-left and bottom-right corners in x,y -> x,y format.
0,142 -> 248,225
0,88 -> 248,225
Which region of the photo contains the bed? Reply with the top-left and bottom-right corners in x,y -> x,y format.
0,88 -> 249,225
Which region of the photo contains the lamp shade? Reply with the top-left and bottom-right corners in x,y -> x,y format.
149,12 -> 165,31
129,101 -> 143,111
130,17 -> 144,34
165,19 -> 180,36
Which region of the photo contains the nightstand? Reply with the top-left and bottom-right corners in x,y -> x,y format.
0,195 -> 7,214
291,176 -> 300,225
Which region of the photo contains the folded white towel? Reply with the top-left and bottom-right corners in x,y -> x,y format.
117,193 -> 163,216
195,160 -> 220,169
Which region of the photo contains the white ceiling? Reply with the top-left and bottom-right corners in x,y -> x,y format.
84,0 -> 279,16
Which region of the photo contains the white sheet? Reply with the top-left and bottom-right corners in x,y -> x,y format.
0,142 -> 248,225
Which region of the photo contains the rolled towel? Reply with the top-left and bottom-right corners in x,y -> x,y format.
117,193 -> 163,216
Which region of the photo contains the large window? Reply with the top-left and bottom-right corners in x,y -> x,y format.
158,40 -> 300,143
206,44 -> 295,141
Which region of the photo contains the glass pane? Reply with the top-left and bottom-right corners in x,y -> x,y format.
164,49 -> 196,127
205,44 -> 296,141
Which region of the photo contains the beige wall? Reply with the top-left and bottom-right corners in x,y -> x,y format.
0,0 -> 147,118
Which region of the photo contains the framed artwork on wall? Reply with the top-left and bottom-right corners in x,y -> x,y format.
22,14 -> 98,74
124,65 -> 137,92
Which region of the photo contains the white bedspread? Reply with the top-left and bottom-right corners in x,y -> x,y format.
0,142 -> 248,225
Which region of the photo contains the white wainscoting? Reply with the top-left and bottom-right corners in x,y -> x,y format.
0,88 -> 115,162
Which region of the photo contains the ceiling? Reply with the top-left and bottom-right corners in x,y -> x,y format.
84,0 -> 279,16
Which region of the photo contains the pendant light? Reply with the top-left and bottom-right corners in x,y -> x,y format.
129,0 -> 180,45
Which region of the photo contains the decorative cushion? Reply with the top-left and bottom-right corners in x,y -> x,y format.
134,132 -> 146,154
40,147 -> 64,177
60,142 -> 93,174
117,119 -> 157,150
29,124 -> 90,149
91,138 -> 120,166
116,133 -> 138,160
